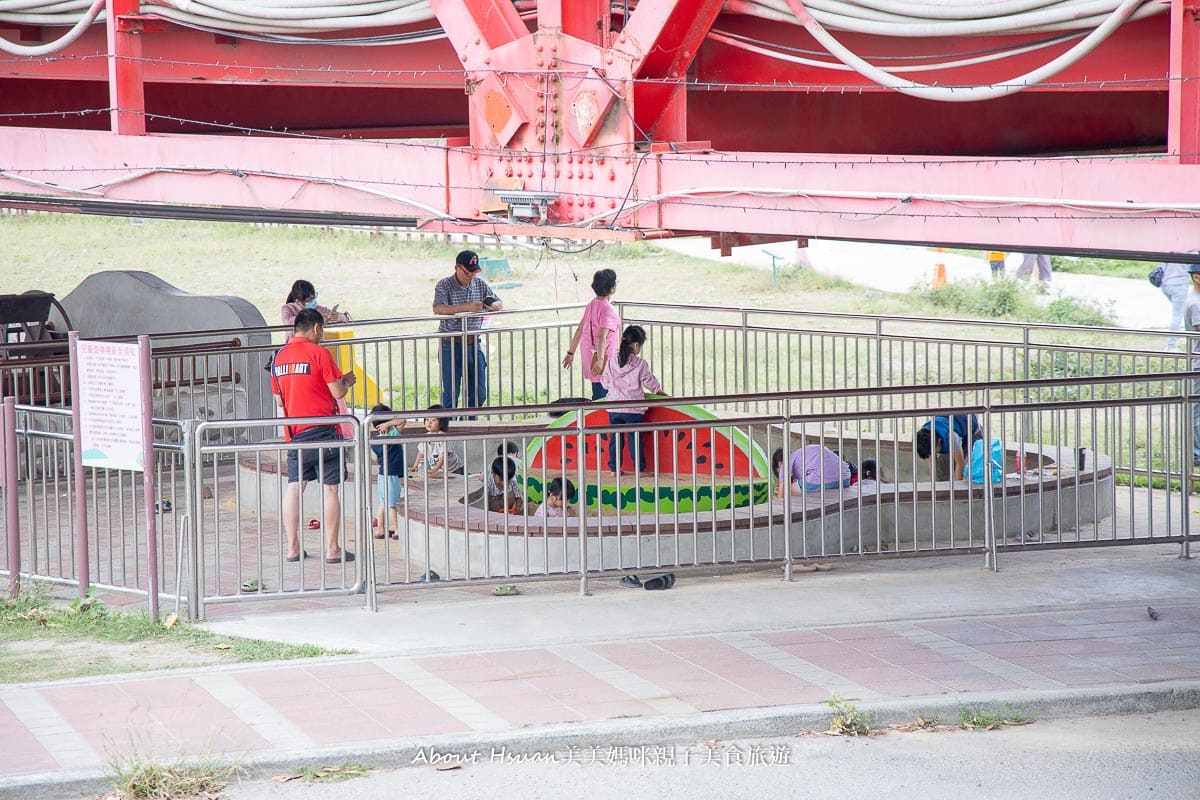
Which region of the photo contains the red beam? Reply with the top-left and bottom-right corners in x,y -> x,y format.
2,127 -> 1198,256
429,0 -> 527,55
1168,0 -> 1200,162
106,0 -> 145,134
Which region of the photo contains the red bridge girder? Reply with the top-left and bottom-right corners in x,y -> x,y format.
0,0 -> 1196,256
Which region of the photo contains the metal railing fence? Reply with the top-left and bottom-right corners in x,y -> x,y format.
2,302 -> 1189,424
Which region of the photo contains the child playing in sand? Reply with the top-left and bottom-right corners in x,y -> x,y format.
485,455 -> 525,514
409,404 -> 464,477
531,476 -> 574,520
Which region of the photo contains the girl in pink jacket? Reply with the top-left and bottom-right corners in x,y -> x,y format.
602,325 -> 663,476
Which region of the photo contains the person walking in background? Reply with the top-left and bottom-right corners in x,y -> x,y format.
563,269 -> 620,400
1159,258 -> 1193,352
281,279 -> 350,326
987,250 -> 1006,279
1184,264 -> 1200,466
432,250 -> 502,416
602,325 -> 663,476
1015,253 -> 1052,292
271,308 -> 357,564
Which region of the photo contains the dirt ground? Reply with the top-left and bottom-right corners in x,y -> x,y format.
0,636 -> 228,683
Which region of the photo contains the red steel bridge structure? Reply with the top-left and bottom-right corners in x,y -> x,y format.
0,0 -> 1197,258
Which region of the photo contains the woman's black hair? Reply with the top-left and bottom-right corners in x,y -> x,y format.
427,403 -> 449,432
286,279 -> 316,304
591,269 -> 617,297
617,324 -> 646,368
496,440 -> 519,457
772,447 -> 785,482
861,458 -> 879,481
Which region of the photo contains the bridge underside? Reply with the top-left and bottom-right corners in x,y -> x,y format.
1,1 -> 1198,256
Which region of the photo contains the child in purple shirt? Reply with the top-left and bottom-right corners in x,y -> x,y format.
772,446 -> 852,496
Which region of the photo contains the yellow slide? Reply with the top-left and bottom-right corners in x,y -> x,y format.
322,329 -> 381,407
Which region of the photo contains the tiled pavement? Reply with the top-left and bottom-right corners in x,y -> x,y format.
3,602 -> 1198,784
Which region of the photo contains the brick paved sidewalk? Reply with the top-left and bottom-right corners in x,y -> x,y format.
3,603 -> 1197,784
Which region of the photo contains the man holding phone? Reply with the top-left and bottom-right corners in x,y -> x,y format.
432,249 -> 503,416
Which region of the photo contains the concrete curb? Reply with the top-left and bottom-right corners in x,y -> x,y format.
6,680 -> 1198,800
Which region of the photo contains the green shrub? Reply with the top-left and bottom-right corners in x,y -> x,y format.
1042,296 -> 1114,327
909,278 -> 1114,327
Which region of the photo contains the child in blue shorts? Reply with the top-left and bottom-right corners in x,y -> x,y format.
371,403 -> 406,539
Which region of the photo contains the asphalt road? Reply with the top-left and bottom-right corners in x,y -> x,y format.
219,709 -> 1200,800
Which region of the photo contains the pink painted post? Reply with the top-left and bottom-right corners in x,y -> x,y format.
1167,0 -> 1200,164
3,396 -> 19,598
106,0 -> 146,135
67,332 -> 90,598
138,335 -> 158,619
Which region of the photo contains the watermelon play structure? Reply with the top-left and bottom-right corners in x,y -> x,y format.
523,402 -> 771,513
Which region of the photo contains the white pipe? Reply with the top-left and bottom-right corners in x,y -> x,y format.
0,0 -> 103,56
707,28 -> 1088,74
792,0 -> 1145,100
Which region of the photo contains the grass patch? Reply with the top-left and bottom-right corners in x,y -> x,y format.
826,692 -> 873,736
298,762 -> 373,783
908,278 -> 1115,327
1051,255 -> 1154,280
109,748 -> 235,800
0,588 -> 349,683
957,703 -> 1033,730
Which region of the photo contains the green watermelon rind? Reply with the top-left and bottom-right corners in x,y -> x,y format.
524,399 -> 769,479
523,474 -> 772,513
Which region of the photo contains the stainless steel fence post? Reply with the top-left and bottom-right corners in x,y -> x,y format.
180,418 -> 200,621
359,415 -> 378,610
741,310 -> 750,412
982,391 -> 998,572
576,420 -> 589,596
781,405 -> 793,581
1183,383 -> 1194,560
3,396 -> 19,597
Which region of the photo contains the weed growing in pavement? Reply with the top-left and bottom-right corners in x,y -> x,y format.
957,703 -> 1034,730
108,746 -> 235,800
826,693 -> 873,736
298,762 -> 373,783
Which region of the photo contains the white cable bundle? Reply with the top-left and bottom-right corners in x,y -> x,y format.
0,0 -> 1171,97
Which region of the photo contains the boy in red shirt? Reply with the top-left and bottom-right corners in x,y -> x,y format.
271,308 -> 357,564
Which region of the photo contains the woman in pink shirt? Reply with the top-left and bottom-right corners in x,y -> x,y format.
562,269 -> 619,400
281,279 -> 350,327
602,325 -> 663,476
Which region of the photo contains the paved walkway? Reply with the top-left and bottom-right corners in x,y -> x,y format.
660,238 -> 1171,332
2,546 -> 1198,797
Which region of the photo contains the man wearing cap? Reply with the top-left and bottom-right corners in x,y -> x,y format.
1184,262 -> 1200,465
433,250 -> 503,416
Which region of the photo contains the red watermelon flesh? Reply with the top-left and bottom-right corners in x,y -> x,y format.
529,406 -> 756,477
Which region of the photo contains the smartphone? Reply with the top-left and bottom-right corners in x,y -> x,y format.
482,295 -> 497,307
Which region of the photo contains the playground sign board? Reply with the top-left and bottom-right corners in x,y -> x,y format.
76,340 -> 146,471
